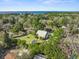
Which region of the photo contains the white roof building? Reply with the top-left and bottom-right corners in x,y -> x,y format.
34,54 -> 46,59
36,30 -> 49,39
61,26 -> 66,29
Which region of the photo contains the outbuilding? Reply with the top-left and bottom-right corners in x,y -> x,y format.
36,30 -> 49,39
34,54 -> 46,59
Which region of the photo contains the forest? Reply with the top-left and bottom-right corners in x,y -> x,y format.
0,12 -> 79,59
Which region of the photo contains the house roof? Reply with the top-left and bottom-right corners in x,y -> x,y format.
34,54 -> 46,59
4,49 -> 29,59
4,52 -> 16,59
36,30 -> 48,38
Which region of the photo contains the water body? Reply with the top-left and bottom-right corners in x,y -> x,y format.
0,11 -> 79,14
0,11 -> 49,14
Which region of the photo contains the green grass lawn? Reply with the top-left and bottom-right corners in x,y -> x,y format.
15,34 -> 44,44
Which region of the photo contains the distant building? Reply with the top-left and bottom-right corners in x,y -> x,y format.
61,26 -> 66,29
36,30 -> 49,39
34,54 -> 46,59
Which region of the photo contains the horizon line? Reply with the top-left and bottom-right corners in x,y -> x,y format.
0,10 -> 79,12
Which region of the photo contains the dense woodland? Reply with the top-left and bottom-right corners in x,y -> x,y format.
0,12 -> 79,59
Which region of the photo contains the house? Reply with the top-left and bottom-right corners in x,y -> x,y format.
4,49 -> 30,59
61,26 -> 67,29
4,52 -> 16,59
36,30 -> 49,39
34,54 -> 46,59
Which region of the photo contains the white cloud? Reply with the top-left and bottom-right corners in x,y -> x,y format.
39,0 -> 75,4
2,0 -> 12,2
4,0 -> 10,1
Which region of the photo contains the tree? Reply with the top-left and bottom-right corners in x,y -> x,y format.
3,30 -> 17,48
32,17 -> 45,30
12,22 -> 24,32
3,30 -> 12,47
8,16 -> 16,24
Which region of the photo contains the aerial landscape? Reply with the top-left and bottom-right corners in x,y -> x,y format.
0,12 -> 79,59
0,0 -> 79,59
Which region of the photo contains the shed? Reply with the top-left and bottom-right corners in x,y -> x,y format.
36,30 -> 49,39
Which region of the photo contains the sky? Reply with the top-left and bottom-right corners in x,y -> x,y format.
0,0 -> 79,11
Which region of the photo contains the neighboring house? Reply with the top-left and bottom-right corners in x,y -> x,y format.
4,52 -> 16,59
61,26 -> 67,29
4,49 -> 30,59
34,54 -> 46,59
36,30 -> 49,39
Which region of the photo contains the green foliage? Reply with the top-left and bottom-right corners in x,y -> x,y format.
28,28 -> 66,59
3,31 -> 11,47
8,16 -> 16,24
49,28 -> 63,45
12,22 -> 23,32
40,28 -> 66,59
3,31 -> 17,48
32,17 -> 45,30
17,39 -> 28,48
1,12 -> 79,59
41,44 -> 66,59
28,44 -> 41,58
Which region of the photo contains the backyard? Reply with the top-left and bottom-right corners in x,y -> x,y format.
15,34 -> 45,44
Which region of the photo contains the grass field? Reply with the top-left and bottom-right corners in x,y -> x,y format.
16,34 -> 45,44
